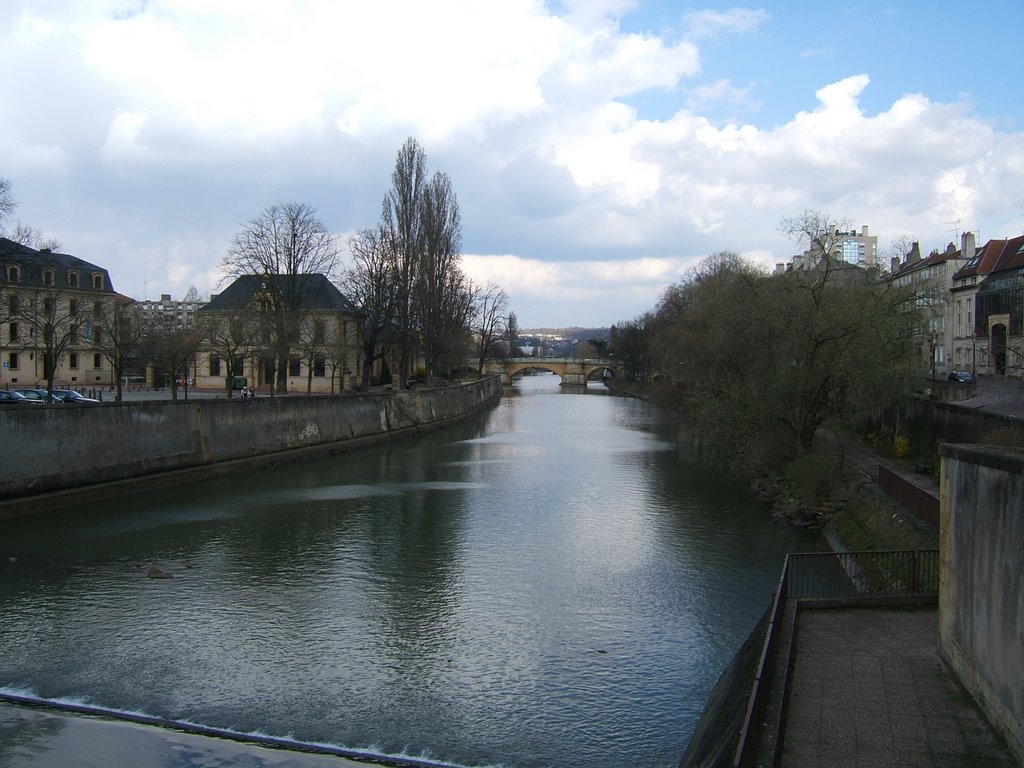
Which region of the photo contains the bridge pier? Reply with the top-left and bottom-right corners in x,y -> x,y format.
559,371 -> 587,386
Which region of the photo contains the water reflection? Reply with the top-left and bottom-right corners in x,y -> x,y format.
0,374 -> 820,768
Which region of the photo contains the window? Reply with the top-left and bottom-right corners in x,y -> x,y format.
210,355 -> 222,376
70,325 -> 79,344
314,321 -> 325,344
43,297 -> 54,315
69,352 -> 79,369
93,353 -> 102,368
7,265 -> 19,282
288,358 -> 301,376
69,300 -> 78,314
8,322 -> 17,342
313,356 -> 326,377
9,295 -> 17,314
93,301 -> 103,316
43,269 -> 54,286
93,327 -> 102,344
68,271 -> 79,288
92,274 -> 104,290
8,352 -> 18,369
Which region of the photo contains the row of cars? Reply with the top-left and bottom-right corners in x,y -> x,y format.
0,388 -> 101,406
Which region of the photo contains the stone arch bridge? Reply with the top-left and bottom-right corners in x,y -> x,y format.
482,357 -> 622,386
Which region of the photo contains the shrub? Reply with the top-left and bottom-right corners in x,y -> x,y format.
782,452 -> 839,506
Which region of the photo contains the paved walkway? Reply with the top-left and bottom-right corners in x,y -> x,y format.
779,607 -> 1016,768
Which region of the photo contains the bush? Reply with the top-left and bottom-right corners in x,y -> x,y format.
782,452 -> 839,506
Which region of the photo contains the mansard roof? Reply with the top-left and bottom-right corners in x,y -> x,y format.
0,237 -> 116,293
951,237 -> 1024,282
201,273 -> 361,315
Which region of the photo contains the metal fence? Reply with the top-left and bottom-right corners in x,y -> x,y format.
732,549 -> 939,767
786,549 -> 940,598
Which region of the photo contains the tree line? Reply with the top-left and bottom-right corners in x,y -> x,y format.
609,211 -> 924,479
1,138 -> 516,399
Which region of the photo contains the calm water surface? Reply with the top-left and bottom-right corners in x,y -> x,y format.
0,375 -> 820,767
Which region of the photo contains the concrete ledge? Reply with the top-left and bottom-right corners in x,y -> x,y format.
0,377 -> 502,518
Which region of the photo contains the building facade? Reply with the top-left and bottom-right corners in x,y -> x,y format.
194,273 -> 369,394
890,236 -> 970,380
952,234 -> 1024,378
137,293 -> 205,331
0,237 -> 123,389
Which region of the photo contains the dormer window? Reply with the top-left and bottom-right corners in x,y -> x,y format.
6,265 -> 19,283
68,271 -> 80,288
42,269 -> 54,286
92,273 -> 104,290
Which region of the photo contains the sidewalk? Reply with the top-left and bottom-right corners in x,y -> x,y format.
779,607 -> 1016,768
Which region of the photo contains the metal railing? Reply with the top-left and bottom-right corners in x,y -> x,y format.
732,549 -> 939,767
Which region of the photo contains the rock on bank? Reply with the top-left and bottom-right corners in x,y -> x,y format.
0,378 -> 503,518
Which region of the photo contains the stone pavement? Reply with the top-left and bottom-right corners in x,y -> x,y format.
779,607 -> 1016,768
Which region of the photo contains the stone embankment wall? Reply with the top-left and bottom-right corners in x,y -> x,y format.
0,377 -> 502,518
939,444 -> 1023,764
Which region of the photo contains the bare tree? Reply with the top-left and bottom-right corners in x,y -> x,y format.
92,297 -> 145,401
778,209 -> 854,266
343,226 -> 395,392
17,286 -> 92,395
507,311 -> 519,356
472,281 -> 509,375
415,170 -> 467,384
222,202 -> 339,394
296,317 -> 328,395
9,223 -> 61,251
381,138 -> 428,387
198,307 -> 259,398
140,322 -> 202,400
0,178 -> 15,231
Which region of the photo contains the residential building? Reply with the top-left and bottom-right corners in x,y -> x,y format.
0,237 -> 124,389
194,274 -> 368,394
951,234 -> 1024,378
137,293 -> 205,331
775,224 -> 880,273
890,234 -> 972,379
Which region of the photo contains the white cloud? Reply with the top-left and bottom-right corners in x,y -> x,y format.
1,2 -> 1022,328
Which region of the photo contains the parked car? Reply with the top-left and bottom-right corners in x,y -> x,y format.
53,389 -> 101,405
0,390 -> 42,405
948,370 -> 975,384
15,388 -> 65,404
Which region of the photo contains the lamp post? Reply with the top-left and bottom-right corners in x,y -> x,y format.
929,331 -> 937,382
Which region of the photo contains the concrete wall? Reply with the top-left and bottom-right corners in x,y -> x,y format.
938,443 -> 1024,763
0,377 -> 502,517
904,397 -> 1019,461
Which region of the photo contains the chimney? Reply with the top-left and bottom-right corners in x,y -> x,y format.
862,225 -> 869,236
160,294 -> 171,301
890,257 -> 900,273
909,242 -> 922,262
961,231 -> 976,258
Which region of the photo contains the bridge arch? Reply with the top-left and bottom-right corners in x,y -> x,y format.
484,358 -> 622,386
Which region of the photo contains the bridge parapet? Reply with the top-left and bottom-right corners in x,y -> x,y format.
482,358 -> 622,386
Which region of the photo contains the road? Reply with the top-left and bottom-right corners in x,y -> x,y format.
952,375 -> 1024,419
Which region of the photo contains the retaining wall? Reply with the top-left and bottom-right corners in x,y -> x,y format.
0,377 -> 502,518
938,443 -> 1024,764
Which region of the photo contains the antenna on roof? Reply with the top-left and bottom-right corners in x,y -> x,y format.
946,219 -> 961,241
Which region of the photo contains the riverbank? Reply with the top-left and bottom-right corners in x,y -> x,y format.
605,378 -> 938,550
0,377 -> 503,518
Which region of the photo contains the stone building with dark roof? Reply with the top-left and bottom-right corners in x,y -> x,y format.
195,273 -> 370,394
0,237 -> 126,388
951,234 -> 1024,377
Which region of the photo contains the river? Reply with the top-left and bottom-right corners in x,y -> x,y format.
0,374 -> 821,768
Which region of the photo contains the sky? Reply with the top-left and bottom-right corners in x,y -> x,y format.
2,1 -> 1023,329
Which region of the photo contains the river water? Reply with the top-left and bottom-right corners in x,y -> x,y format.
0,375 -> 820,768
